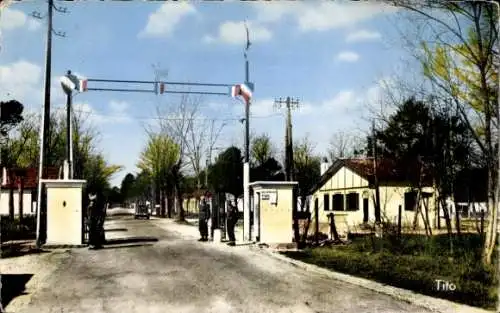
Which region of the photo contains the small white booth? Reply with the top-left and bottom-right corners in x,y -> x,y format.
43,179 -> 86,245
249,181 -> 298,244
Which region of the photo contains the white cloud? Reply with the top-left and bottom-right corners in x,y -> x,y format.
346,30 -> 382,43
0,60 -> 43,108
0,8 -> 41,31
72,100 -> 132,126
205,21 -> 272,45
139,2 -> 196,38
251,2 -> 398,32
336,51 -> 360,63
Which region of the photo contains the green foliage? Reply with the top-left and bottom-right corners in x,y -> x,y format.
120,173 -> 136,201
293,137 -> 321,207
284,234 -> 498,309
251,133 -> 274,166
137,132 -> 180,185
208,146 -> 243,198
2,110 -> 122,196
250,157 -> 284,182
0,100 -> 24,137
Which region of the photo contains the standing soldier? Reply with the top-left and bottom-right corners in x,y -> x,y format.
226,200 -> 239,246
87,190 -> 106,249
198,193 -> 211,241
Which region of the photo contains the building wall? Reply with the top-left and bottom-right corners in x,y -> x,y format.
46,183 -> 84,245
255,184 -> 295,244
311,166 -> 438,235
0,190 -> 34,216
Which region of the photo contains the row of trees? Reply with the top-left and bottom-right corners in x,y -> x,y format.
1,100 -> 122,221
368,1 -> 498,266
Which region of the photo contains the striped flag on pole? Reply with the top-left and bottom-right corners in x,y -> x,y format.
231,83 -> 253,104
78,79 -> 88,92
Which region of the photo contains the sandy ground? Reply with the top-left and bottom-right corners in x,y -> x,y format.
0,208 -> 432,313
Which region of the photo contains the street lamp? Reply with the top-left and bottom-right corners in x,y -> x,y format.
60,70 -> 87,179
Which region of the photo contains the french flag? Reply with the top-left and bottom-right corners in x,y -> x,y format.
231,83 -> 253,103
78,79 -> 88,92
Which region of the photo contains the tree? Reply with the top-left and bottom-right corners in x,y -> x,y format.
120,173 -> 136,205
328,131 -> 364,161
391,1 -> 499,264
0,100 -> 23,137
137,132 -> 181,218
293,136 -> 321,211
208,146 -> 243,199
372,97 -> 475,239
251,133 -> 275,166
156,94 -> 202,218
292,136 -> 321,248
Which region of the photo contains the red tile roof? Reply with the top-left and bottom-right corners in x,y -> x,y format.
310,158 -> 433,194
1,167 -> 60,189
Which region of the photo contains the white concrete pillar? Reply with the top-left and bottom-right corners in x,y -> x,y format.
243,163 -> 250,242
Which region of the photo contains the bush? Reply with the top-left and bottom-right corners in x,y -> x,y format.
0,215 -> 37,242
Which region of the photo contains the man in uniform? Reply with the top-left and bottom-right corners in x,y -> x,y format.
198,193 -> 211,241
87,190 -> 106,249
226,200 -> 239,246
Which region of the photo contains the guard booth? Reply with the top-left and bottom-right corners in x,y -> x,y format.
42,178 -> 86,245
249,181 -> 298,244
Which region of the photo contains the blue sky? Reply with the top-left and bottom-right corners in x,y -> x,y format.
1,1 -> 417,187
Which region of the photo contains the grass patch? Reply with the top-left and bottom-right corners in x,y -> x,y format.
283,233 -> 498,310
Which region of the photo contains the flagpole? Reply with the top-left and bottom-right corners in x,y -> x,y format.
243,21 -> 251,242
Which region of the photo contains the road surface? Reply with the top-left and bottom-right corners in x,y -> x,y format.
2,208 -> 432,313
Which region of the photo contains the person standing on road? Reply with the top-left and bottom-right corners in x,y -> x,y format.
198,194 -> 211,242
226,200 -> 239,246
87,190 -> 106,249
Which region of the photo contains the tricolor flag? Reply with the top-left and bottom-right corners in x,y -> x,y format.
78,79 -> 88,92
231,83 -> 253,104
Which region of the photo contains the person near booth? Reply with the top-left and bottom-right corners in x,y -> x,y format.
198,192 -> 211,241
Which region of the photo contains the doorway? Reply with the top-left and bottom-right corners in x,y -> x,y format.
363,198 -> 369,223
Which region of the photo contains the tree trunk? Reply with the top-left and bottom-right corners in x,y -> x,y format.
176,183 -> 185,222
8,172 -> 15,221
482,165 -> 499,265
18,178 -> 24,224
440,197 -> 454,253
454,199 -> 461,236
423,197 -> 432,236
167,194 -> 173,218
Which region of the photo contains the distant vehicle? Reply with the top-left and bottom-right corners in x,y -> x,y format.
134,203 -> 150,219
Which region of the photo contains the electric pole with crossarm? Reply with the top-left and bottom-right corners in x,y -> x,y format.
274,97 -> 299,181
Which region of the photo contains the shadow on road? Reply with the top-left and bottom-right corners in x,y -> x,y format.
105,228 -> 128,232
102,243 -> 154,250
1,245 -> 49,259
104,236 -> 159,245
1,274 -> 33,308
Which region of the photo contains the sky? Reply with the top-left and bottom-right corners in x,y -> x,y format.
0,0 -> 419,187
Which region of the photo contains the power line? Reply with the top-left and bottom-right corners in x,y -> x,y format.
51,106 -> 282,121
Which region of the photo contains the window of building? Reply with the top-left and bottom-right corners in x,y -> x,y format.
404,191 -> 417,211
346,193 -> 359,211
332,194 -> 344,211
323,194 -> 330,211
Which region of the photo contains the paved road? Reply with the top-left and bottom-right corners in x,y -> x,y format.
3,209 -> 432,313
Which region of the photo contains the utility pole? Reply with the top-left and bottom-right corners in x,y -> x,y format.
274,97 -> 299,181
33,0 -> 67,247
